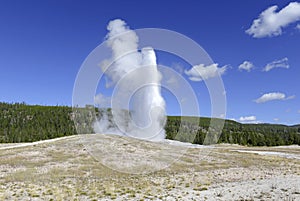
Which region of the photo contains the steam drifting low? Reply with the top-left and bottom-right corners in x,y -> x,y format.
94,19 -> 166,141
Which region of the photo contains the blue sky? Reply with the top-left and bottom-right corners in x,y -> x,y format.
0,0 -> 299,125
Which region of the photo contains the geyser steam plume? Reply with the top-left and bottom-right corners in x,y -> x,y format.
94,19 -> 166,141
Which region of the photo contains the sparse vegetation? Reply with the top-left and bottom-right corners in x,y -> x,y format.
0,134 -> 298,200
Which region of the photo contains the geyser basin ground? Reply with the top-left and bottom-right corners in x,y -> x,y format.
0,134 -> 299,200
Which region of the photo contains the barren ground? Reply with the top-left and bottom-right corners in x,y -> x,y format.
0,134 -> 299,200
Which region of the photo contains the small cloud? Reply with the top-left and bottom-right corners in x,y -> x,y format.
165,75 -> 179,88
172,63 -> 185,74
246,2 -> 300,38
286,95 -> 296,100
296,24 -> 300,30
219,114 -> 226,119
238,61 -> 254,72
94,93 -> 111,107
162,64 -> 181,88
180,97 -> 187,103
273,118 -> 279,122
166,76 -> 177,84
298,110 -> 300,113
184,63 -> 228,82
263,58 -> 289,72
239,116 -> 256,121
239,115 -> 260,124
254,92 -> 295,103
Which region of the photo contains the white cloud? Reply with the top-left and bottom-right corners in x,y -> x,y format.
172,63 -> 185,74
263,57 -> 289,72
273,118 -> 279,122
238,61 -> 254,72
246,2 -> 300,38
166,76 -> 178,85
286,95 -> 296,100
94,93 -> 111,107
165,75 -> 180,89
297,24 -> 300,30
239,116 -> 257,122
184,63 -> 227,82
219,114 -> 226,119
239,115 -> 261,124
254,92 -> 295,103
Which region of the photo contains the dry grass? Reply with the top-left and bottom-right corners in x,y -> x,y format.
0,134 -> 299,200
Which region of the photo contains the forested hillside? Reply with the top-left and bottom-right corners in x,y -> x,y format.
166,116 -> 300,146
0,102 -> 76,142
0,102 -> 299,145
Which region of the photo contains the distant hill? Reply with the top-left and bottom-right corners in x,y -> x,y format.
291,124 -> 300,128
0,102 -> 299,146
166,116 -> 300,146
0,102 -> 76,142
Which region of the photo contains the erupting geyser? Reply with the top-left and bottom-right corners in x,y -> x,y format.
93,19 -> 166,141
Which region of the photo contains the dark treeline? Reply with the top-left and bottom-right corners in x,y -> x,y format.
166,116 -> 300,146
0,102 -> 76,142
0,102 -> 299,146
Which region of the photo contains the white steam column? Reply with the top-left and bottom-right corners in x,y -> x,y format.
95,19 -> 166,141
130,47 -> 166,140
